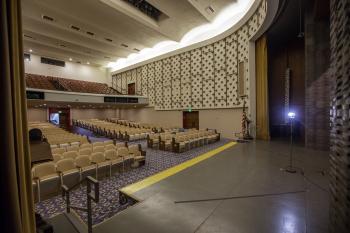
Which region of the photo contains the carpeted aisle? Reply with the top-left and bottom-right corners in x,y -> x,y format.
35,138 -> 232,225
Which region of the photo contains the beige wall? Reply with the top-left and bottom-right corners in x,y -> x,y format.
27,108 -> 118,122
25,54 -> 109,84
199,109 -> 242,139
120,107 -> 242,139
71,109 -> 118,120
120,107 -> 182,127
27,108 -> 47,122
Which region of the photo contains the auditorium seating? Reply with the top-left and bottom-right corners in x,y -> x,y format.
107,118 -> 180,133
32,140 -> 146,202
25,73 -> 57,90
147,129 -> 220,152
74,119 -> 154,141
29,122 -> 88,146
25,73 -> 120,95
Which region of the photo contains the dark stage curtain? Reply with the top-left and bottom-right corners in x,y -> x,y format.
0,0 -> 36,232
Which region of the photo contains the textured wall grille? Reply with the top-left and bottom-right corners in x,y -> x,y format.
329,0 -> 350,232
112,0 -> 267,110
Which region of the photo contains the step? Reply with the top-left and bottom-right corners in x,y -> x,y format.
46,211 -> 87,233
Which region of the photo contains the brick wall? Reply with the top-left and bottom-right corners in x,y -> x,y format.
329,0 -> 350,232
305,70 -> 331,150
304,0 -> 331,150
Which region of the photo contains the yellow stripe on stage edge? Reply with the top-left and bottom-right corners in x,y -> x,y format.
120,141 -> 236,196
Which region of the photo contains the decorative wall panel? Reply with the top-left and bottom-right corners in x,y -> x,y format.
112,0 -> 267,110
141,66 -> 148,96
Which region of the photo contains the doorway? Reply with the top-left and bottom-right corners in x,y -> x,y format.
183,111 -> 199,129
48,108 -> 71,129
128,83 -> 136,95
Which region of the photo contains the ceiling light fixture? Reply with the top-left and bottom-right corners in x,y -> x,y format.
70,25 -> 80,31
87,61 -> 90,65
29,49 -> 33,52
108,0 -> 254,71
69,58 -> 73,61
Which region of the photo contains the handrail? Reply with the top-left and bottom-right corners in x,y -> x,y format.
62,176 -> 99,233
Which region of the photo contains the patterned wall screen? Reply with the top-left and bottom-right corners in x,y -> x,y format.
112,0 -> 267,110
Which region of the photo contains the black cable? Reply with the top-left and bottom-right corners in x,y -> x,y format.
174,190 -> 306,204
281,165 -> 329,193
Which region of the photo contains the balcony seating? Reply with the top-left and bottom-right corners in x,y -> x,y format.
25,73 -> 120,94
25,73 -> 57,90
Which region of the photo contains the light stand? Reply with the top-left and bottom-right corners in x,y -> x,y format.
284,112 -> 297,173
233,95 -> 253,142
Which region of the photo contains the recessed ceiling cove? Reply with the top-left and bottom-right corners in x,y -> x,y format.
22,0 -> 241,67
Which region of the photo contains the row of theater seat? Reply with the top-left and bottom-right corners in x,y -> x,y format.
74,119 -> 153,141
29,122 -> 88,145
107,118 -> 180,133
147,129 -> 220,152
25,73 -> 119,95
32,140 -> 146,202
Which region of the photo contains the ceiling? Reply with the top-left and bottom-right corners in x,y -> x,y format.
22,0 -> 235,67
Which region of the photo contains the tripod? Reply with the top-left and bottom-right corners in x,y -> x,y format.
284,113 -> 297,173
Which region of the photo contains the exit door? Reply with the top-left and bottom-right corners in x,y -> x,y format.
49,108 -> 71,129
183,111 -> 199,129
128,83 -> 136,95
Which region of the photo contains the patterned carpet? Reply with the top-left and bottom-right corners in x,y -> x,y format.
36,136 -> 232,225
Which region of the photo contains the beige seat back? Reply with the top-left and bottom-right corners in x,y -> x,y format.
128,144 -> 139,153
67,145 -> 79,152
53,154 -> 63,162
80,143 -> 92,149
105,144 -> 116,151
115,142 -> 125,149
92,142 -> 104,148
93,146 -> 105,153
79,148 -> 92,156
90,152 -> 105,164
128,145 -> 141,157
32,162 -> 56,179
105,149 -> 118,160
117,147 -> 129,157
75,155 -> 91,168
70,142 -> 80,147
56,158 -> 76,173
103,140 -> 114,146
62,151 -> 79,160
60,143 -> 70,149
52,147 -> 66,155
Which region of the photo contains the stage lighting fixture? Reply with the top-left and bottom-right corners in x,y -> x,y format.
288,112 -> 296,119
